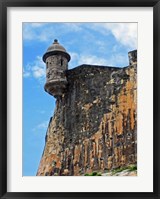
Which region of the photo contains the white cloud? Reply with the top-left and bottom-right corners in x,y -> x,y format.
23,23 -> 55,42
30,23 -> 47,28
62,23 -> 82,32
95,40 -> 107,52
23,69 -> 31,78
25,52 -> 128,80
107,53 -> 128,67
106,23 -> 137,49
23,24 -> 35,40
37,121 -> 48,129
69,52 -> 128,68
23,23 -> 137,50
32,66 -> 45,78
78,55 -> 107,66
23,56 -> 46,81
39,110 -> 45,114
70,52 -> 109,68
90,23 -> 137,49
23,23 -> 82,42
32,121 -> 48,132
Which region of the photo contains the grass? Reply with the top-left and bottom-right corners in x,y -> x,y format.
84,164 -> 137,176
111,164 -> 137,175
128,164 -> 137,171
84,171 -> 101,176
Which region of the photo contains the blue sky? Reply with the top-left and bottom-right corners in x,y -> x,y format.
23,22 -> 137,176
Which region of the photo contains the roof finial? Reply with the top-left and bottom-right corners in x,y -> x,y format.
53,39 -> 58,44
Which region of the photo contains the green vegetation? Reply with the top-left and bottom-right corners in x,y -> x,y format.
84,164 -> 137,176
128,164 -> 137,171
112,167 -> 127,175
111,164 -> 137,175
84,171 -> 101,176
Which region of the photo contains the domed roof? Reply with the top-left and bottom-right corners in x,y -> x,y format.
46,39 -> 67,53
43,39 -> 71,62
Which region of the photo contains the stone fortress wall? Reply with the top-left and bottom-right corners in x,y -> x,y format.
37,47 -> 137,176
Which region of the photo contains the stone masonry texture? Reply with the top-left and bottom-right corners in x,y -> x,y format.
37,54 -> 137,176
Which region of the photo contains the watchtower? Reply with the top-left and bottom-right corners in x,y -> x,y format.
128,50 -> 137,65
43,39 -> 71,98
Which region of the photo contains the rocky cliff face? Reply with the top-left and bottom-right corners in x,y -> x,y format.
37,51 -> 137,176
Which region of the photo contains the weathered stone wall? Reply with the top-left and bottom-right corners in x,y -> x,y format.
37,52 -> 137,176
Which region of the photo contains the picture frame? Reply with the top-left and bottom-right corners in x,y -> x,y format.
0,0 -> 160,198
